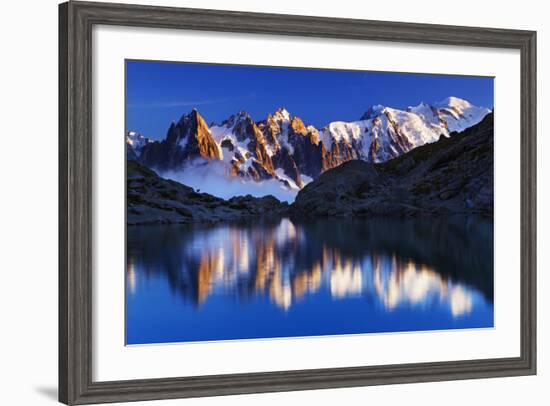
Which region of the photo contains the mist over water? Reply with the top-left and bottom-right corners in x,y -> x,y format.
126,216 -> 493,344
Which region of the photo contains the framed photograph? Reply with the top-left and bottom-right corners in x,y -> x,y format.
59,1 -> 536,404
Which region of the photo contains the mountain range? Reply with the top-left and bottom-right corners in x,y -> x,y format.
127,96 -> 491,194
127,112 -> 494,225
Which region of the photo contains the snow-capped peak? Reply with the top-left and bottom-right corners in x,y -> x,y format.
433,97 -> 490,133
272,107 -> 291,122
126,131 -> 155,158
362,97 -> 490,135
306,125 -> 318,134
126,131 -> 154,146
360,104 -> 386,120
435,96 -> 472,109
407,101 -> 429,111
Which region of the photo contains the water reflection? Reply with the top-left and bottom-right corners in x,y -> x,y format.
126,216 -> 493,344
371,257 -> 473,316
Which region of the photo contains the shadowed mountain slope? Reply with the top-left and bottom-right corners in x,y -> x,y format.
291,112 -> 494,217
127,161 -> 288,225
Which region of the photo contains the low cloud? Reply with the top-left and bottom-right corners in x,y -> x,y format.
162,160 -> 298,203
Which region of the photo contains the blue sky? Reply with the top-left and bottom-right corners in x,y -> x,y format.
126,60 -> 494,140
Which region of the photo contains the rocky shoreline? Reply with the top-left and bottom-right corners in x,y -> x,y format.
127,161 -> 288,226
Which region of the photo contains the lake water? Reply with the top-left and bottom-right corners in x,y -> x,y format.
126,216 -> 494,345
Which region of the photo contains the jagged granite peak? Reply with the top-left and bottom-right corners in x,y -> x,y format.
260,113 -> 282,146
169,108 -> 220,159
210,110 -> 276,181
290,116 -> 308,136
218,110 -> 253,128
272,107 -> 291,122
264,108 -> 319,186
212,107 -> 312,188
138,109 -> 221,171
258,107 -> 295,144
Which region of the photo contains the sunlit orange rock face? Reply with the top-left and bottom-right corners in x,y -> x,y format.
239,116 -> 276,179
139,109 -> 221,171
290,116 -> 308,135
258,113 -> 282,155
191,110 -> 222,160
321,138 -> 359,172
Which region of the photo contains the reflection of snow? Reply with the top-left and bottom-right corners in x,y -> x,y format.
270,282 -> 292,310
238,237 -> 249,274
330,264 -> 363,298
127,260 -> 137,295
450,286 -> 473,316
275,218 -> 298,245
384,263 -> 448,309
372,256 -> 474,317
163,218 -> 480,317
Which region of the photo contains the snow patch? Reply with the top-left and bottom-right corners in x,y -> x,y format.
126,131 -> 155,158
275,168 -> 301,190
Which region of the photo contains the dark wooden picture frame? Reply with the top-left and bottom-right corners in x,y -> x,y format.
59,1 -> 536,404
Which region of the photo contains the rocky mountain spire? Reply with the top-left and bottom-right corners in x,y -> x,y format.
140,109 -> 220,171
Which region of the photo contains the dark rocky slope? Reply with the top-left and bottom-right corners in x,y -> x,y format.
291,112 -> 493,217
127,161 -> 288,225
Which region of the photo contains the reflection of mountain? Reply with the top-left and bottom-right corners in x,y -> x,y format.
127,216 -> 493,314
